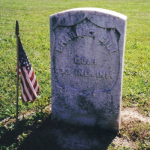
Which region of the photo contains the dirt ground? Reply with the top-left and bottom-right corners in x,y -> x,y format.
112,107 -> 150,149
0,106 -> 150,150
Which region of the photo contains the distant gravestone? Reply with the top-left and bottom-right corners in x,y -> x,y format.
50,8 -> 127,131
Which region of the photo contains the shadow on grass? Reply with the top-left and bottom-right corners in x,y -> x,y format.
0,113 -> 117,150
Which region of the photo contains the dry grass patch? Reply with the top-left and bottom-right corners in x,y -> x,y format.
119,108 -> 150,149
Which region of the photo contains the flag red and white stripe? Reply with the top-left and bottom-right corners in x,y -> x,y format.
20,66 -> 39,102
16,37 -> 39,102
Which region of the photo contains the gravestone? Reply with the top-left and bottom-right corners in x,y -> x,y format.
50,8 -> 127,131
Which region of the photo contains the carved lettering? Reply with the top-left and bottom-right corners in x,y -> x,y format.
56,46 -> 63,52
58,39 -> 66,47
56,38 -> 67,52
85,70 -> 90,77
74,56 -> 96,65
99,35 -> 117,53
64,34 -> 71,42
59,68 -> 65,74
81,57 -> 86,65
75,69 -> 84,76
91,59 -> 96,65
74,56 -> 81,64
68,31 -> 76,38
76,28 -> 95,37
106,43 -> 113,50
76,29 -> 82,36
96,70 -> 113,79
59,67 -> 113,79
99,71 -> 105,78
75,69 -> 93,77
56,29 -> 95,52
99,36 -> 107,43
59,67 -> 71,75
86,59 -> 90,65
65,68 -> 71,75
104,39 -> 109,45
109,49 -> 117,53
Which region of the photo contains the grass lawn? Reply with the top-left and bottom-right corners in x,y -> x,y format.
0,0 -> 150,149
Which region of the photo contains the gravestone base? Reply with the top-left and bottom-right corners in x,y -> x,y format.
52,105 -> 119,132
52,112 -> 119,132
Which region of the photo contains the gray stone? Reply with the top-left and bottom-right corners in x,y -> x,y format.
50,8 -> 127,131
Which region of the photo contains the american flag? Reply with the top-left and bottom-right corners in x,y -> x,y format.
16,37 -> 40,102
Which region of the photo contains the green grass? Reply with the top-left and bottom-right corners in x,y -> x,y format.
0,0 -> 150,149
0,0 -> 150,119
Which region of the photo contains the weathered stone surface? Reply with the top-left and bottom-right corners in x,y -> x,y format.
50,8 -> 127,131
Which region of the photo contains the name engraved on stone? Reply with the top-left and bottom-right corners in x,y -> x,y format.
76,28 -> 95,37
64,34 -> 72,42
74,56 -> 96,65
56,28 -> 95,52
56,39 -> 66,52
68,31 -> 77,38
99,35 -> 117,53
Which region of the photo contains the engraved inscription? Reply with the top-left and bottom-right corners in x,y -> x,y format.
59,67 -> 113,79
76,28 -> 95,37
96,70 -> 113,79
74,69 -> 112,79
56,28 -> 95,52
75,69 -> 94,77
64,34 -> 72,42
54,18 -> 120,92
56,45 -> 63,52
56,33 -> 117,54
74,56 -> 96,65
68,31 -> 77,38
99,35 -> 117,53
56,39 -> 67,52
59,67 -> 71,75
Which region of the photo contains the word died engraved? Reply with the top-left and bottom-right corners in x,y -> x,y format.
74,56 -> 96,65
99,35 -> 117,53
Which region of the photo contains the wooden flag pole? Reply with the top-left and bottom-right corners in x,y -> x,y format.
15,20 -> 19,128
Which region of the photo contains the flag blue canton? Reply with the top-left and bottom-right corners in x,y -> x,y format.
18,38 -> 31,71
